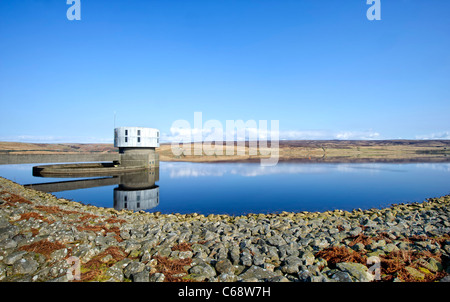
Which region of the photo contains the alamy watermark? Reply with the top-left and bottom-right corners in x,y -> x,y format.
170,112 -> 280,166
367,0 -> 381,21
66,1 -> 380,22
66,256 -> 81,281
367,256 -> 381,281
67,0 -> 81,21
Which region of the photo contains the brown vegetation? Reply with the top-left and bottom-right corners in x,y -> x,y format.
77,246 -> 128,282
0,191 -> 33,206
315,231 -> 450,282
76,223 -> 122,242
34,205 -> 79,215
17,212 -> 54,224
19,239 -> 66,259
315,246 -> 367,267
379,250 -> 447,282
151,255 -> 193,282
171,242 -> 193,252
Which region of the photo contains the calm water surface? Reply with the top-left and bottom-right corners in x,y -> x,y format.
0,162 -> 449,215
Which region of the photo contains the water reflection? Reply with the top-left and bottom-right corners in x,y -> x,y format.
26,168 -> 160,212
8,161 -> 450,215
113,170 -> 159,211
161,162 -> 437,178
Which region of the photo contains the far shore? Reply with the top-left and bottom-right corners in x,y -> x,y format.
1,140 -> 450,165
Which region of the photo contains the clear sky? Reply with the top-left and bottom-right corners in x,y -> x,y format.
0,0 -> 449,143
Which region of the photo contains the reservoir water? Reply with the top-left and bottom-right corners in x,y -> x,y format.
0,162 -> 449,216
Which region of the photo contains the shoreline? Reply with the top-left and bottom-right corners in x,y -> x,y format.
2,139 -> 450,165
0,176 -> 449,282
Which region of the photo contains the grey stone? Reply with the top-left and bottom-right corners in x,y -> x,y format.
72,244 -> 100,263
0,263 -> 6,281
12,258 -> 39,275
281,256 -> 303,274
298,270 -> 314,282
105,262 -> 126,282
4,250 -> 27,265
120,229 -> 131,240
215,259 -> 235,275
300,251 -> 315,266
238,265 -> 277,281
332,271 -> 353,282
189,263 -> 216,281
253,255 -> 265,266
125,240 -> 142,253
268,276 -> 291,282
124,261 -> 145,279
439,275 -> 450,282
149,272 -> 165,282
348,227 -> 362,237
240,251 -> 253,267
1,238 -> 17,250
49,274 -> 69,282
50,248 -> 68,262
132,269 -> 150,282
217,272 -> 237,282
382,243 -> 399,253
177,250 -> 193,260
336,262 -> 374,282
266,235 -> 286,246
278,243 -> 300,259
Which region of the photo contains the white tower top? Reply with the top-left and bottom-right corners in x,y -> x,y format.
114,127 -> 160,148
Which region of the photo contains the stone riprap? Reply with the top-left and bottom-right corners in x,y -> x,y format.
0,176 -> 449,282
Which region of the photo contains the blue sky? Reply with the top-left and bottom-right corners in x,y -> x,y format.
0,0 -> 449,143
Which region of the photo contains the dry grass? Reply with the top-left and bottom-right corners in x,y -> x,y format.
315,246 -> 367,267
1,191 -> 33,206
17,212 -> 54,224
379,250 -> 447,282
347,233 -> 372,247
19,239 -> 66,258
34,205 -> 79,215
76,224 -> 122,242
83,246 -> 127,270
316,231 -> 450,282
78,214 -> 99,222
105,217 -> 127,225
151,255 -> 193,282
77,246 -> 128,282
171,242 -> 193,252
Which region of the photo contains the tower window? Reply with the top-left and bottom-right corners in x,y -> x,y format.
125,137 -> 128,143
137,130 -> 141,135
125,130 -> 128,135
137,137 -> 141,143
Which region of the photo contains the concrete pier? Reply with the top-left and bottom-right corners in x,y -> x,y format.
0,153 -> 119,165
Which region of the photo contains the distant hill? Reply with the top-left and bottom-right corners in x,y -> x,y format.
1,140 -> 449,163
0,142 -> 117,154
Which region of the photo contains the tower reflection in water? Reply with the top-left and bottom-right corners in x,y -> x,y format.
113,169 -> 159,211
26,167 -> 160,212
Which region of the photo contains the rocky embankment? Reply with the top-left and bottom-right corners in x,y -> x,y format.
0,176 -> 449,282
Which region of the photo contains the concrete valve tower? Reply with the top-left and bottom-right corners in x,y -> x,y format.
114,127 -> 160,168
